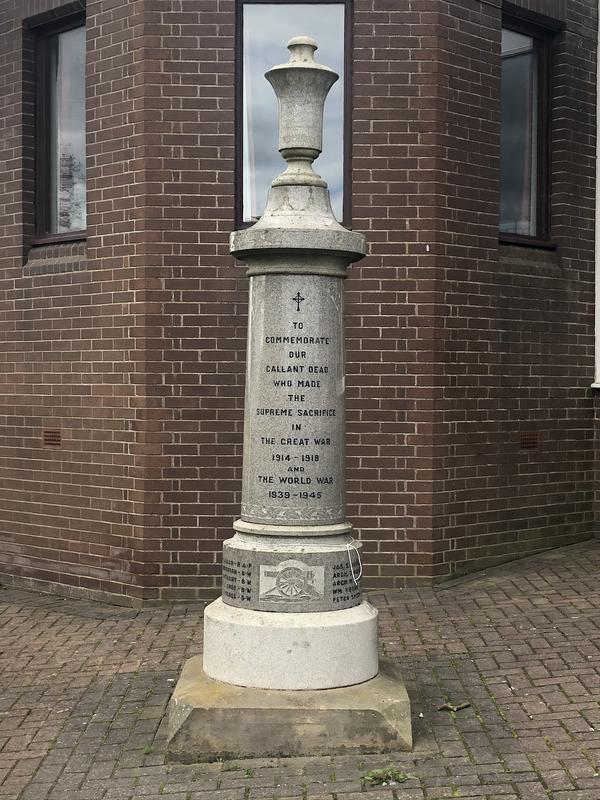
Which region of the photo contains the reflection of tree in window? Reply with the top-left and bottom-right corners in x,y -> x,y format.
58,153 -> 85,231
242,4 -> 345,223
47,24 -> 86,233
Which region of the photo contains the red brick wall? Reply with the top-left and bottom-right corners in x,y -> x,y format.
128,0 -> 244,601
0,0 -> 148,604
0,0 -> 596,603
433,0 -> 597,579
349,0 -> 449,585
350,0 -> 596,586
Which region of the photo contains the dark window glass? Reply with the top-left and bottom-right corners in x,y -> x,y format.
37,23 -> 86,237
241,3 -> 345,223
500,26 -> 550,242
500,30 -> 537,236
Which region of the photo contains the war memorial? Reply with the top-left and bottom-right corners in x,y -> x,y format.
167,36 -> 412,761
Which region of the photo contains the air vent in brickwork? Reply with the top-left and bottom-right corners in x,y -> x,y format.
520,431 -> 538,450
42,429 -> 62,447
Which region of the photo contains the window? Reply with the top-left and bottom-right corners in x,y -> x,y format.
237,1 -> 349,226
500,23 -> 551,243
35,19 -> 86,241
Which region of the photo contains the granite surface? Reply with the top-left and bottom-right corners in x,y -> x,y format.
241,273 -> 345,527
222,533 -> 363,612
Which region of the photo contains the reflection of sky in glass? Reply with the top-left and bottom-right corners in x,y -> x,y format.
500,31 -> 536,236
243,4 -> 344,222
50,25 -> 86,233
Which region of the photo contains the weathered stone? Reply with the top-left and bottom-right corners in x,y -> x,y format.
200,35 -> 380,695
233,517 -> 353,538
222,533 -> 362,612
241,273 -> 345,526
230,229 -> 365,267
203,598 -> 378,690
167,656 -> 412,763
168,34 -> 411,756
266,36 -> 337,165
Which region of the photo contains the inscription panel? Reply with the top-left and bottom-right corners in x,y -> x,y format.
221,544 -> 361,612
241,274 -> 344,525
222,557 -> 253,605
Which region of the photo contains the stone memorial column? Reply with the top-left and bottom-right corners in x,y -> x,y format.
203,35 -> 377,691
167,37 -> 411,760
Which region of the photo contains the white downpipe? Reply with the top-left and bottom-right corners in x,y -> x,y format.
594,0 -> 600,387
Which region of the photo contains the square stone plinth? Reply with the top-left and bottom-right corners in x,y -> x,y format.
166,656 -> 412,762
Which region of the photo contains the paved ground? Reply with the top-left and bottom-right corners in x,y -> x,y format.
1,541 -> 600,800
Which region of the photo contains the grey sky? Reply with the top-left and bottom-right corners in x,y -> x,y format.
243,4 -> 345,221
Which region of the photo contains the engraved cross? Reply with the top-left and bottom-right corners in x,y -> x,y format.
293,292 -> 305,312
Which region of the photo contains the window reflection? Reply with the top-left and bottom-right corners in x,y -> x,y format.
242,4 -> 345,223
500,29 -> 538,236
48,25 -> 86,233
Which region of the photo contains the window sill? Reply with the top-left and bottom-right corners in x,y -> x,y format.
24,239 -> 87,276
498,242 -> 561,277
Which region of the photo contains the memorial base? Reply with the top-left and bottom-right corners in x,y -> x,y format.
166,656 -> 412,763
203,598 -> 378,689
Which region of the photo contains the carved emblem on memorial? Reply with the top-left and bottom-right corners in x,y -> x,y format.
259,560 -> 325,602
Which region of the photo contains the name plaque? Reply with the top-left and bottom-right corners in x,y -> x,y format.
241,273 -> 344,526
222,557 -> 253,605
221,544 -> 361,612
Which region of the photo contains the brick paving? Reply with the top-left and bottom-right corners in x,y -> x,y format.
1,541 -> 600,800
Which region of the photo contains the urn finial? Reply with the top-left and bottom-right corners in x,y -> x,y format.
231,36 -> 365,256
287,35 -> 318,62
265,35 -> 338,188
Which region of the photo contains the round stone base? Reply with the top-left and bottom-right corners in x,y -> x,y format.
203,598 -> 378,690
